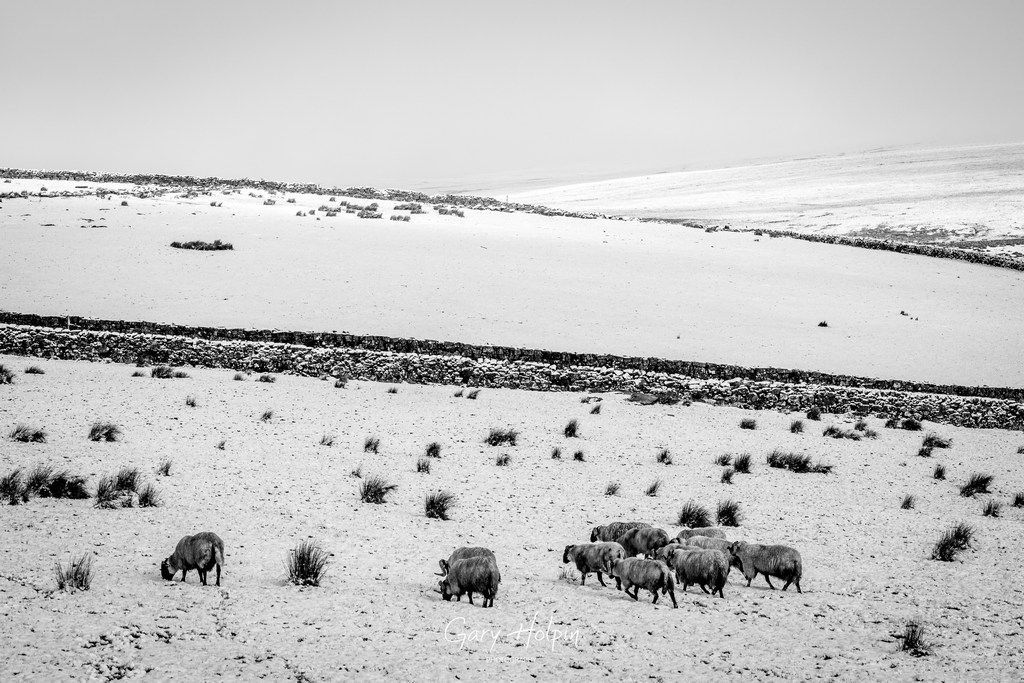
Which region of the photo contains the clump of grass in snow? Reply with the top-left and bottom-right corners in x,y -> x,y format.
714,453 -> 732,466
359,475 -> 397,504
922,433 -> 952,449
605,481 -> 620,496
259,410 -> 273,422
185,395 -> 197,407
55,554 -> 94,592
466,389 -> 480,399
550,447 -> 562,459
138,483 -> 160,507
416,457 -> 431,473
387,386 -> 398,394
1,469 -> 26,505
363,436 -> 380,453
564,419 -> 579,438
425,491 -> 455,520
88,422 -> 121,442
823,425 -> 861,441
645,480 -> 662,497
982,500 -> 1001,517
767,450 -> 833,474
790,420 -> 804,433
257,374 -> 276,383
677,500 -> 711,528
959,473 -> 993,497
425,442 -> 442,458
287,540 -> 329,587
573,450 -> 585,462
24,366 -> 45,375
900,620 -> 929,656
1011,492 -> 1024,508
716,499 -> 743,526
558,567 -> 579,584
805,407 -> 821,421
900,494 -> 915,509
733,453 -> 751,473
657,448 -> 672,465
10,424 -> 46,443
721,468 -> 735,484
495,453 -> 511,466
931,522 -> 974,561
485,428 -> 518,447
932,464 -> 945,480
320,434 -> 335,447
157,460 -> 172,476
739,418 -> 756,430
453,389 -> 464,397
0,364 -> 14,384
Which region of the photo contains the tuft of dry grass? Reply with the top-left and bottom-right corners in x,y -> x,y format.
257,374 -> 276,383
900,620 -> 929,656
645,480 -> 662,497
982,500 -> 1001,517
733,453 -> 751,473
260,409 -> 273,423
0,364 -> 15,384
572,450 -> 585,462
960,473 -> 993,497
605,481 -> 620,496
739,418 -> 757,430
363,436 -> 380,453
932,464 -> 945,480
564,419 -> 579,438
931,522 -> 974,561
55,554 -> 94,592
466,390 -> 480,399
359,475 -> 397,504
138,483 -> 160,507
425,490 -> 455,520
416,457 -> 431,474
716,499 -> 743,526
721,468 -> 735,484
657,448 -> 672,465
425,442 -> 442,458
790,420 -> 804,433
185,395 -> 197,408
10,424 -> 46,443
922,433 -> 952,449
495,453 -> 511,467
485,428 -> 518,447
287,540 -> 329,587
320,434 -> 335,447
677,500 -> 711,528
550,447 -> 562,459
157,460 -> 172,476
900,494 -> 915,510
24,365 -> 45,375
714,453 -> 733,466
88,422 -> 121,442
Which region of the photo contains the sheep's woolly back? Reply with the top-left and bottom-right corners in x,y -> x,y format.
676,527 -> 727,541
591,521 -> 652,543
669,549 -> 729,591
731,542 -> 802,581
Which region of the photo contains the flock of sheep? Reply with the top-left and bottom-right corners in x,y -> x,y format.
431,521 -> 803,609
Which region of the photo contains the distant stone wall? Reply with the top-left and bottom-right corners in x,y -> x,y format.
0,311 -> 1020,403
2,322 -> 1022,431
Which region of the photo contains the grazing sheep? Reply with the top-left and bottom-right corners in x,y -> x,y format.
437,547 -> 496,577
654,542 -> 685,563
609,558 -> 677,608
590,521 -> 651,543
619,527 -> 671,558
666,548 -> 729,598
728,541 -> 803,593
685,535 -> 733,553
437,556 -> 501,607
675,527 -> 727,541
160,532 -> 224,586
562,542 -> 626,588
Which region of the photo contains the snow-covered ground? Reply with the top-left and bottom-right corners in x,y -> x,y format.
502,143 -> 1024,254
1,357 -> 1021,680
2,177 -> 1023,386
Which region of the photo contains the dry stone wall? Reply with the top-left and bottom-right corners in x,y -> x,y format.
2,321 -> 1022,431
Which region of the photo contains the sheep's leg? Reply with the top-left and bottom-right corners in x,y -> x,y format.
628,586 -> 639,601
614,577 -> 621,590
596,572 -> 607,587
668,588 -> 678,608
652,590 -> 659,604
781,578 -> 792,591
181,569 -> 188,583
199,570 -> 207,586
717,585 -> 725,599
795,579 -> 802,594
580,572 -> 586,586
467,592 -> 474,605
698,583 -> 710,594
746,572 -> 755,587
216,564 -> 221,587
764,575 -> 777,590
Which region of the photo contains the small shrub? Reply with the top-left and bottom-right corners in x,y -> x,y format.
854,419 -> 868,431
287,540 -> 329,587
900,620 -> 929,656
468,390 -> 481,400
550,447 -> 562,459
862,428 -> 879,439
138,483 -> 160,507
170,239 -> 233,251
590,403 -> 602,415
113,467 -> 140,493
677,500 -> 711,528
721,468 -> 735,484
823,425 -> 861,441
917,446 -> 933,457
900,494 -> 915,510
387,386 -> 398,394
257,374 -> 276,383
24,366 -> 45,375
495,453 -> 511,467
47,471 -> 89,499
350,464 -> 362,478
453,389 -> 464,397
320,434 -> 335,447
922,434 -> 952,449
573,450 -> 585,462
172,371 -> 189,379
334,378 -> 347,388
656,448 -> 672,465
716,499 -> 742,526
932,464 -> 945,480
1018,446 -> 1024,454
805,407 -> 821,421
767,450 -> 833,474
931,522 -> 975,561
359,475 -> 397,504
363,436 -> 380,453
157,460 -> 172,476
790,420 -> 804,433
817,321 -> 828,327
885,416 -> 900,429
960,473 -> 993,497
0,364 -> 14,384
55,554 -> 94,592
150,365 -> 175,379
714,454 -> 732,466
24,464 -> 54,496
416,457 -> 431,473
425,490 -> 455,520
425,442 -> 442,458
485,428 -> 518,447
1,469 -> 25,505
131,370 -> 146,377
982,500 -> 1001,517
901,418 -> 923,431
233,373 -> 245,381
645,480 -> 662,497
558,567 -> 579,584
88,422 -> 121,442
94,477 -> 126,508
10,424 -> 46,443
733,453 -> 751,473
564,419 -> 579,438
185,395 -> 197,408
739,418 -> 756,430
260,409 -> 273,422
605,482 -> 620,496
1011,492 -> 1024,508
216,440 -> 226,450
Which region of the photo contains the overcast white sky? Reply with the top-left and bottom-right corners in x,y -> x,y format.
2,1 -> 1023,191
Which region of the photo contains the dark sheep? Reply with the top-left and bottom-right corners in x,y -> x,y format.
609,558 -> 677,608
437,547 -> 496,577
563,542 -> 626,588
590,521 -> 651,543
619,527 -> 671,558
438,556 -> 501,607
666,548 -> 729,598
160,532 -> 224,586
729,541 -> 803,593
675,527 -> 727,542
